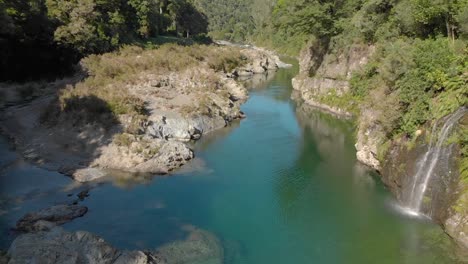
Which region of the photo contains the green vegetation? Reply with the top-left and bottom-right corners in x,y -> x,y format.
351,37 -> 467,140
458,120 -> 468,182
0,0 -> 209,81
315,90 -> 360,115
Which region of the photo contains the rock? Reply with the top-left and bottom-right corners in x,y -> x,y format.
16,205 -> 88,232
152,227 -> 223,264
77,190 -> 90,201
292,42 -> 375,110
7,226 -> 223,264
276,60 -> 293,69
29,220 -> 58,232
445,210 -> 468,249
113,251 -> 151,264
73,168 -> 106,183
148,117 -> 202,142
415,129 -> 423,137
354,109 -> 383,171
134,141 -> 194,173
1,44 -> 276,181
0,250 -> 9,264
7,228 -> 120,264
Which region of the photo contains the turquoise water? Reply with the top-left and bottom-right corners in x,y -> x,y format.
0,64 -> 466,263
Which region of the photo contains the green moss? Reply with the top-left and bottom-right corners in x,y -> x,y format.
377,140 -> 391,162
315,89 -> 361,116
114,133 -> 133,147
398,163 -> 407,175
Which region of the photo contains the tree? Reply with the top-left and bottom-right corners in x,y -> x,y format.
168,0 -> 207,38
410,0 -> 468,41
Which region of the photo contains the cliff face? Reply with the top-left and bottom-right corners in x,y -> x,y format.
292,41 -> 381,169
292,41 -> 375,118
293,41 -> 468,248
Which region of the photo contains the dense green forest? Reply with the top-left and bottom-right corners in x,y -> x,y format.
0,0 -> 209,80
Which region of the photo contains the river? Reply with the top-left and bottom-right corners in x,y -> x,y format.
0,62 -> 465,263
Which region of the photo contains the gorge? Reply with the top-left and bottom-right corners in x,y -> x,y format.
1,0 -> 468,263
1,60 -> 467,263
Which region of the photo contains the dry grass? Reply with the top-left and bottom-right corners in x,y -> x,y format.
57,43 -> 247,120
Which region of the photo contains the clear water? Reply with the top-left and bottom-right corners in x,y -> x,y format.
0,63 -> 466,263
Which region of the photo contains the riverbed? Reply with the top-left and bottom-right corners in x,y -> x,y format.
0,63 -> 466,263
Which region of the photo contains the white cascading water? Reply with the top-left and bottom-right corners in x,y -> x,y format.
407,107 -> 467,213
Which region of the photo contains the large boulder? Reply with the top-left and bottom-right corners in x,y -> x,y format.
6,226 -> 223,264
16,205 -> 88,232
7,228 -> 148,264
133,141 -> 194,173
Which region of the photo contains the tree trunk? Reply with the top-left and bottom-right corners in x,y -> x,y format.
446,16 -> 455,45
446,18 -> 451,38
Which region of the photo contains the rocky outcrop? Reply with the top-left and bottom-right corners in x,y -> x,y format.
6,226 -> 223,264
292,42 -> 374,117
235,47 -> 291,76
354,108 -> 384,171
445,193 -> 468,250
215,41 -> 292,74
16,205 -> 88,232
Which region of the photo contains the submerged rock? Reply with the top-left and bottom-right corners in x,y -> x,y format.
16,205 -> 88,232
153,227 -> 223,264
73,168 -> 106,183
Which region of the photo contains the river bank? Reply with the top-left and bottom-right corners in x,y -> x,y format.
0,43 -> 294,263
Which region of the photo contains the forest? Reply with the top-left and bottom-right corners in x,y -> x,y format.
0,0 -> 209,80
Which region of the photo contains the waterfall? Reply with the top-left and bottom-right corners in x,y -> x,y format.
407,107 -> 467,213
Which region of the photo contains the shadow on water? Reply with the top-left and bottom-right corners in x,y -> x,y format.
0,93 -> 124,247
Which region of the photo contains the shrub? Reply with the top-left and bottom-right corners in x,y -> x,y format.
57,43 -> 245,121
114,133 -> 133,147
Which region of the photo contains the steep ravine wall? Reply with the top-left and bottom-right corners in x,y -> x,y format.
292,42 -> 468,249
